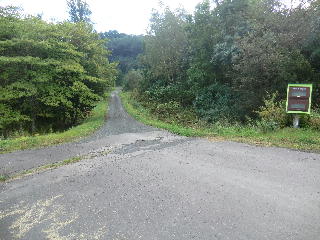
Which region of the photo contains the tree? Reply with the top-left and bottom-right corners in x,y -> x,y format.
123,70 -> 143,91
67,0 -> 92,23
186,0 -> 219,91
0,10 -> 117,137
140,7 -> 194,106
132,0 -> 320,123
144,8 -> 188,84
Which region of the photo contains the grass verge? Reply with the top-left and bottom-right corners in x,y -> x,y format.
121,92 -> 320,152
0,155 -> 84,183
0,146 -> 112,182
0,99 -> 109,154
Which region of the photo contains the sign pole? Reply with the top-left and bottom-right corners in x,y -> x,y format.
293,114 -> 300,128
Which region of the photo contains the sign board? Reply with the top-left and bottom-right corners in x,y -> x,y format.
286,84 -> 312,114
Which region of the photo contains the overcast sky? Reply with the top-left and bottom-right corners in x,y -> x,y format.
0,0 -> 203,35
0,0 -> 299,35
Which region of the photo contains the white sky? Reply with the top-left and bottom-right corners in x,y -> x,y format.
0,0 -> 299,35
0,0 -> 202,35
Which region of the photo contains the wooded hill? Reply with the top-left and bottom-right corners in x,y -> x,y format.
100,30 -> 144,86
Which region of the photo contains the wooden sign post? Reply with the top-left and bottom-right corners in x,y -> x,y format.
286,84 -> 312,128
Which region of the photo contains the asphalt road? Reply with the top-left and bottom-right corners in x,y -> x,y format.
1,90 -> 320,240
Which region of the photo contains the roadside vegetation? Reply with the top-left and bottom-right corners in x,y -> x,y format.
119,0 -> 320,151
121,92 -> 320,152
0,98 -> 109,153
0,2 -> 117,149
0,4 -> 117,138
2,0 -> 320,153
0,155 -> 83,182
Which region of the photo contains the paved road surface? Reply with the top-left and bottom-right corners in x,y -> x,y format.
1,90 -> 320,239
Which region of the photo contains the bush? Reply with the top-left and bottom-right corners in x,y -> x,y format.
256,92 -> 289,130
193,83 -> 238,123
0,12 -> 117,138
307,109 -> 320,130
141,83 -> 194,107
123,70 -> 143,91
145,101 -> 196,124
152,101 -> 180,119
256,119 -> 279,133
311,48 -> 320,69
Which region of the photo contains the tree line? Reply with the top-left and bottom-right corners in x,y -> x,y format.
100,30 -> 144,86
1,0 -> 320,138
0,4 -> 117,138
127,0 -> 320,126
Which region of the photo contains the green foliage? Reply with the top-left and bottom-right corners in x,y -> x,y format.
307,109 -> 320,130
122,91 -> 320,152
130,0 -> 320,129
123,70 -> 143,91
256,119 -> 280,133
233,32 -> 314,114
256,92 -> 288,131
143,84 -> 193,107
255,93 -> 320,132
130,87 -> 197,125
140,7 -> 189,95
121,92 -> 207,136
0,100 -> 109,153
100,30 -> 144,85
194,83 -> 238,122
0,8 -> 116,138
148,101 -> 198,125
311,48 -> 320,69
150,101 -> 181,120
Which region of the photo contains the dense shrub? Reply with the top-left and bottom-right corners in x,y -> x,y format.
150,101 -> 181,120
255,93 -> 320,131
0,8 -> 117,138
193,83 -> 238,123
307,109 -> 320,130
256,92 -> 289,130
133,1 -> 320,128
311,49 -> 320,69
123,70 -> 143,91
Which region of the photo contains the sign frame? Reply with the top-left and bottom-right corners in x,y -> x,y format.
286,84 -> 313,114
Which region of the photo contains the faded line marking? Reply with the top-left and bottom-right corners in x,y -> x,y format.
0,195 -> 107,240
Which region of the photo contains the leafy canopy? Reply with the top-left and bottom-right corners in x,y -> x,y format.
0,7 -> 117,137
